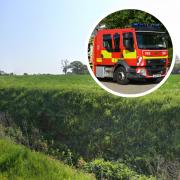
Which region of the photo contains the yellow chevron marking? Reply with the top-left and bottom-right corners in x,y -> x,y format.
96,58 -> 102,62
101,50 -> 112,58
123,50 -> 136,59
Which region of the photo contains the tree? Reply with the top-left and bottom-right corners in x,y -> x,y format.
61,59 -> 69,75
68,61 -> 88,74
99,9 -> 162,29
0,70 -> 6,75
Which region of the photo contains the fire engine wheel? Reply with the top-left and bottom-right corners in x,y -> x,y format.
115,67 -> 129,85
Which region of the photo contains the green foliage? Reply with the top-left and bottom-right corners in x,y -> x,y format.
68,61 -> 89,74
100,9 -> 162,29
0,124 -> 26,144
0,74 -> 98,91
61,149 -> 74,166
0,74 -> 179,178
0,139 -> 95,180
82,159 -> 155,180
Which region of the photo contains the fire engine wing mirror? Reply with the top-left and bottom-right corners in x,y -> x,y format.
124,39 -> 134,51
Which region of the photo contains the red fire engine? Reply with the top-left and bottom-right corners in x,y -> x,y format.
89,23 -> 169,84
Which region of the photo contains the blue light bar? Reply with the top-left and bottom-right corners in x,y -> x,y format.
131,23 -> 161,30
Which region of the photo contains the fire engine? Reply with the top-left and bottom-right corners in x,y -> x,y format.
89,23 -> 169,85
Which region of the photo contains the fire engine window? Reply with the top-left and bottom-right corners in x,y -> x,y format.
123,32 -> 134,51
113,33 -> 120,52
103,34 -> 113,52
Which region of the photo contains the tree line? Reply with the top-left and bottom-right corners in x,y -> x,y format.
61,60 -> 88,75
0,60 -> 89,76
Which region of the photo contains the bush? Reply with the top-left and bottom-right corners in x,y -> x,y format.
0,123 -> 26,144
82,159 -> 155,180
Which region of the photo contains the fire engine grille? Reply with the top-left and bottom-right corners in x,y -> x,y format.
146,59 -> 166,66
146,59 -> 166,76
146,67 -> 166,76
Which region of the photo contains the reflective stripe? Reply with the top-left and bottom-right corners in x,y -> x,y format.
101,50 -> 112,58
112,58 -> 118,63
123,50 -> 136,59
143,55 -> 168,59
96,58 -> 102,62
137,56 -> 144,66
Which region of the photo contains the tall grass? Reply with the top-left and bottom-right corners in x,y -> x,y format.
0,139 -> 95,180
0,74 -> 100,91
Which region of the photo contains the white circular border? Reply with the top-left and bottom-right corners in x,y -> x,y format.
85,8 -> 175,98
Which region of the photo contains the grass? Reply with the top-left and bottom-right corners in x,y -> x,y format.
158,74 -> 180,91
0,139 -> 95,180
0,74 -> 179,94
0,74 -> 179,179
0,74 -> 100,91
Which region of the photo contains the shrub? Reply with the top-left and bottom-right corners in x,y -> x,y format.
82,159 -> 155,180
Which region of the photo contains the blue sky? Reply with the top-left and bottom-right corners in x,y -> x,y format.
0,0 -> 179,74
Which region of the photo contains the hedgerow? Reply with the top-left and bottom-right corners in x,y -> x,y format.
0,74 -> 179,177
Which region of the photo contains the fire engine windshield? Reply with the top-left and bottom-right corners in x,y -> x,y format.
136,32 -> 167,50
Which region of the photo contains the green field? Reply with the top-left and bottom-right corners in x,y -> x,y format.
0,74 -> 179,93
0,74 -> 179,179
0,139 -> 95,180
0,74 -> 99,91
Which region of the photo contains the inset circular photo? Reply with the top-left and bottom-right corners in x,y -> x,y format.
87,9 -> 174,97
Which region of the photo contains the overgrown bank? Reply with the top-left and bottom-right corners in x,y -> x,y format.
0,139 -> 95,180
0,75 -> 179,179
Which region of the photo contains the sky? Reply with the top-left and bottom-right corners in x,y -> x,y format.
0,0 -> 179,74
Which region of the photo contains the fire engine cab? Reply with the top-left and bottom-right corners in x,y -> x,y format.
89,23 -> 169,85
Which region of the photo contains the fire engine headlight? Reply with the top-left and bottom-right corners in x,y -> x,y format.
140,69 -> 146,76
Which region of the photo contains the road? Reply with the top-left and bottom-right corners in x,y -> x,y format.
100,79 -> 157,94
